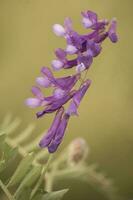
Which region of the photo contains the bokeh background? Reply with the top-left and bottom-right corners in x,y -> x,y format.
0,0 -> 133,199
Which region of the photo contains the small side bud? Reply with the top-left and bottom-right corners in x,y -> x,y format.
67,138 -> 89,165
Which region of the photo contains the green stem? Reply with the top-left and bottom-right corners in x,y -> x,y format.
45,149 -> 67,192
0,180 -> 15,200
45,162 -> 58,193
30,154 -> 53,199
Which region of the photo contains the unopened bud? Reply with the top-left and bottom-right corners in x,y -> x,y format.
68,138 -> 89,165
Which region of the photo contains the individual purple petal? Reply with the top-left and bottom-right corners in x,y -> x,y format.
76,63 -> 86,73
53,24 -> 66,37
36,77 -> 51,88
55,73 -> 80,90
68,31 -> 83,48
64,58 -> 78,69
64,17 -> 73,33
25,98 -> 42,108
66,101 -> 78,116
55,48 -> 67,60
77,54 -> 93,70
94,32 -> 108,43
66,79 -> 91,115
48,113 -> 70,153
92,19 -> 108,30
74,79 -> 91,105
39,107 -> 64,148
81,10 -> 98,28
36,90 -> 76,118
41,67 -> 55,82
51,59 -> 64,70
87,40 -> 102,57
108,19 -> 118,43
31,86 -> 44,100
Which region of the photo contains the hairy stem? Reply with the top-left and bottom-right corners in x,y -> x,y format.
0,180 -> 15,200
30,154 -> 53,199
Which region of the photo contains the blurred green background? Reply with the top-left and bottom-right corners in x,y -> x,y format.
0,0 -> 133,199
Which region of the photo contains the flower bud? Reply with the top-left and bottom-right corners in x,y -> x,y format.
67,138 -> 89,165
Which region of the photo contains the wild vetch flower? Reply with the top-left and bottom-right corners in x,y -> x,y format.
26,10 -> 118,153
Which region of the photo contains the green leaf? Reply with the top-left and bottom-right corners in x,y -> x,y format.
18,188 -> 32,200
33,189 -> 69,200
14,165 -> 42,199
0,133 -> 6,147
7,153 -> 35,187
0,144 -> 18,173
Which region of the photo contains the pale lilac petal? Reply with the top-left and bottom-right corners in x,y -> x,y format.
36,77 -> 51,88
81,10 -> 98,28
51,60 -> 64,70
53,24 -> 66,37
82,17 -> 93,28
25,98 -> 41,108
66,45 -> 78,54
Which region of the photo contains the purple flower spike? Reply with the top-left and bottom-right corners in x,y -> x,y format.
26,10 -> 118,153
48,113 -> 70,153
39,107 -> 64,148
